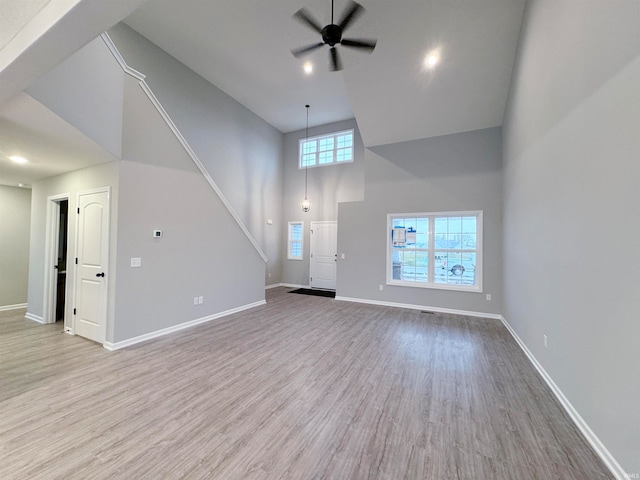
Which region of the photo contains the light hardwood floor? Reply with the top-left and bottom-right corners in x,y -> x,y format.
1,288 -> 612,479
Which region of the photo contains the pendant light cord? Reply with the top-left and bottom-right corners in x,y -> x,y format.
305,104 -> 309,199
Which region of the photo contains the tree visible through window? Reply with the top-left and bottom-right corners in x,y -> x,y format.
387,211 -> 482,291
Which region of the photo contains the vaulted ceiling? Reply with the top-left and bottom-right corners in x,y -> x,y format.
124,0 -> 526,146
0,0 -> 526,186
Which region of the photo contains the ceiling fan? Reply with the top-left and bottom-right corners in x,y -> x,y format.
291,0 -> 377,72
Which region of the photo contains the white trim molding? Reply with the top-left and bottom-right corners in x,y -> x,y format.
0,303 -> 27,312
500,315 -> 627,480
25,312 -> 45,324
100,32 -> 267,264
266,283 -> 309,290
103,300 -> 266,351
335,295 -> 502,320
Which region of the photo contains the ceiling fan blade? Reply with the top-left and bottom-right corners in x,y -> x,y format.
293,8 -> 323,34
341,38 -> 377,52
338,1 -> 364,32
330,46 -> 343,71
291,42 -> 325,58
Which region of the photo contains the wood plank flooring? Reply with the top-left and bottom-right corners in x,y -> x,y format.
0,288 -> 612,479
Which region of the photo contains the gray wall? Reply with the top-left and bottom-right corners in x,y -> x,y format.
27,162 -> 120,324
0,185 -> 31,308
281,118 -> 365,286
338,127 -> 502,316
26,37 -> 125,159
112,74 -> 265,342
114,161 -> 265,342
109,23 -> 283,286
503,0 -> 640,474
25,38 -> 268,344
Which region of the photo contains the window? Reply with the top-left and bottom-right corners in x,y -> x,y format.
299,129 -> 354,168
387,211 -> 482,291
288,221 -> 304,260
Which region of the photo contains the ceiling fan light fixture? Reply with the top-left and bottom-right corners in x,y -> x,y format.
303,62 -> 313,74
291,0 -> 377,72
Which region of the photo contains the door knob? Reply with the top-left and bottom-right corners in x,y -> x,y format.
96,272 -> 105,278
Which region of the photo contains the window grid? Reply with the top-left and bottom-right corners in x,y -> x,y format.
299,129 -> 354,168
288,221 -> 304,260
387,212 -> 482,292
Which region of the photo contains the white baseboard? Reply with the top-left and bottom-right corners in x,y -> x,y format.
25,312 -> 45,324
0,303 -> 27,312
335,295 -> 502,320
499,316 -> 627,480
103,300 -> 266,351
266,283 -> 309,290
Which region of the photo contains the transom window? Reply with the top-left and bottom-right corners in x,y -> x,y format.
299,129 -> 354,168
387,211 -> 482,292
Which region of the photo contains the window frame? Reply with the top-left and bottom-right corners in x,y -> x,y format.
386,211 -> 483,292
299,129 -> 354,169
287,221 -> 304,260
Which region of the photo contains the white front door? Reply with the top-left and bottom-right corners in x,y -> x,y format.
309,221 -> 337,290
73,188 -> 110,344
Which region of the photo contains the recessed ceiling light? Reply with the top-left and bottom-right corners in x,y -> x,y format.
303,63 -> 313,74
9,155 -> 28,164
425,54 -> 439,67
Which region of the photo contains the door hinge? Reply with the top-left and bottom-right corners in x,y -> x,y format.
73,308 -> 76,315
77,207 -> 80,214
310,253 -> 313,258
75,257 -> 78,264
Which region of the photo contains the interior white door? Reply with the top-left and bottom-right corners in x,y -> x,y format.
309,221 -> 337,290
74,188 -> 110,344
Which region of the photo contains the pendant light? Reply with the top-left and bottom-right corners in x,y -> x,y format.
300,104 -> 311,213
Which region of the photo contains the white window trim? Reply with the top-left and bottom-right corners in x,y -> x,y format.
288,221 -> 304,260
386,210 -> 483,292
299,129 -> 354,169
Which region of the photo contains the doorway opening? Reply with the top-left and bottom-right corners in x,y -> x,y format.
44,194 -> 70,326
55,200 -> 68,322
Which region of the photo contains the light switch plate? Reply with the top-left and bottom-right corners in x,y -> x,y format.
130,257 -> 141,268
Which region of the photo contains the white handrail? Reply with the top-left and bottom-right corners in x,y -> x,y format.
101,32 -> 268,262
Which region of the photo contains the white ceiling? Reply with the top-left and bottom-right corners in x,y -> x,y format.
0,93 -> 117,187
124,0 -> 527,146
0,0 -> 526,187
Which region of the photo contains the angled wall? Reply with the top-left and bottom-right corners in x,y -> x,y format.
26,36 -> 126,159
112,74 -> 265,342
337,127 -> 503,316
24,34 -> 268,345
503,0 -> 640,475
108,23 -> 283,286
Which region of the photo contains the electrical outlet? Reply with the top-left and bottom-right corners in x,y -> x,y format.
198,296 -> 204,305
486,293 -> 492,301
543,334 -> 548,348
379,284 -> 384,291
193,297 -> 198,306
268,272 -> 272,278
